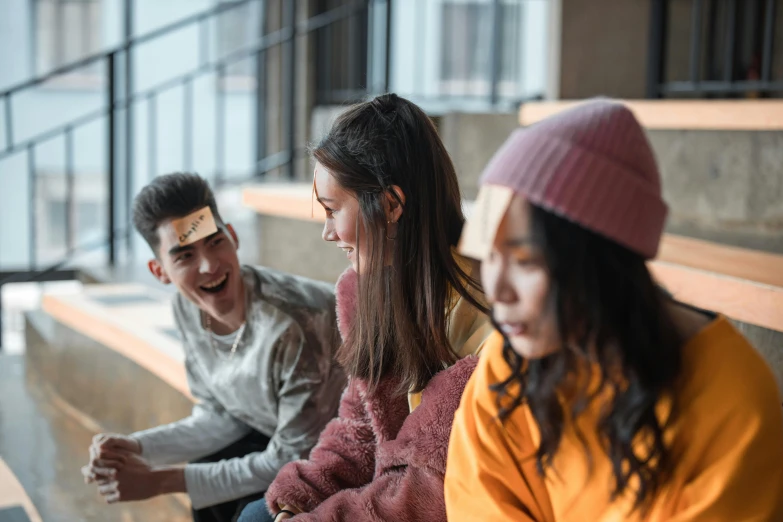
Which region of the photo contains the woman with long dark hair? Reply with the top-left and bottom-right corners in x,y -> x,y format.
445,99 -> 783,521
238,93 -> 493,521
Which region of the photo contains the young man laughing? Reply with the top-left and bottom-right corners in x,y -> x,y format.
82,173 -> 346,522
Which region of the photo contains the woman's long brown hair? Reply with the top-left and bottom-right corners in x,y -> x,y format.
313,93 -> 486,395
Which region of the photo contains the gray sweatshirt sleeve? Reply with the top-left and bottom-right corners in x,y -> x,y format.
184,324 -> 335,509
131,356 -> 251,465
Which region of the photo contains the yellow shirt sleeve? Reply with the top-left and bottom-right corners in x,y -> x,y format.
444,332 -> 553,522
660,320 -> 783,521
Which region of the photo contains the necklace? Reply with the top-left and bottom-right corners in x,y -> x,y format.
204,313 -> 247,357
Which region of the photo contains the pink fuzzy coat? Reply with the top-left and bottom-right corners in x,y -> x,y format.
265,268 -> 479,521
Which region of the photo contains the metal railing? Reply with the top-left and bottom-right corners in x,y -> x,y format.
648,0 -> 781,98
0,0 -> 382,348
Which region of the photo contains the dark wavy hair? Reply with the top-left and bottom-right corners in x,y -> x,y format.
491,203 -> 684,510
313,93 -> 486,395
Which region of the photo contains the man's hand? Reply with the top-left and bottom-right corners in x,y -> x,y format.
83,433 -> 141,484
96,453 -> 185,504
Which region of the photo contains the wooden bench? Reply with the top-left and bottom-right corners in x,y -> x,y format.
518,100 -> 783,131
243,183 -> 783,333
0,458 -> 42,522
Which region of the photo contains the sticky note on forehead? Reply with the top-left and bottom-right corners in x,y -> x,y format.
458,185 -> 514,260
171,206 -> 219,246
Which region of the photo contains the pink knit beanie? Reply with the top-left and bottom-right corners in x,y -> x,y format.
480,99 -> 667,259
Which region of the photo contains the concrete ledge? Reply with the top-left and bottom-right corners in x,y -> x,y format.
25,308 -> 194,437
30,283 -> 194,435
242,183 -> 783,332
242,183 -> 325,223
40,285 -> 191,400
0,458 -> 42,522
519,100 -> 783,131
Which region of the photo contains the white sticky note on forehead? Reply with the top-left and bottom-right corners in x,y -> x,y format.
458,185 -> 514,260
171,206 -> 219,246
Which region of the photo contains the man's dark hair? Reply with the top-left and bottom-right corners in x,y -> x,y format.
132,172 -> 222,255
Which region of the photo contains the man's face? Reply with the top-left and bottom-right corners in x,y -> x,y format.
148,216 -> 243,320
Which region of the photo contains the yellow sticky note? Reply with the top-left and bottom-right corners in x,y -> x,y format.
171,206 -> 219,246
458,185 -> 514,260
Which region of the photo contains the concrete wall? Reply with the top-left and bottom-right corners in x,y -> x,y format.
439,112 -> 783,254
439,111 -> 521,200
558,0 -> 650,99
254,215 -> 347,283
25,310 -> 193,434
652,130 -> 783,252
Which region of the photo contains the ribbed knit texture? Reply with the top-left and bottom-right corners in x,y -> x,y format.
481,99 -> 667,259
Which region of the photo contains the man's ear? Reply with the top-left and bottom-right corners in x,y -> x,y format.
384,185 -> 406,223
148,258 -> 171,285
226,223 -> 240,250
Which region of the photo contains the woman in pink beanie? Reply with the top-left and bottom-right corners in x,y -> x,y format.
445,99 -> 783,521
238,93 -> 494,522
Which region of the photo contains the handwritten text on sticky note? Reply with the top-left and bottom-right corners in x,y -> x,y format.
171,206 -> 219,246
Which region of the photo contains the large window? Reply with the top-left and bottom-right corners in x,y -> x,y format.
440,0 -> 522,94
387,0 -> 546,107
216,0 -> 262,87
34,0 -> 103,77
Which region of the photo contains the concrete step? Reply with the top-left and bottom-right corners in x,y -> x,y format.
0,353 -> 190,522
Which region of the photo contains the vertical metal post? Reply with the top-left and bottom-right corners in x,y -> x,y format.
0,282 -> 3,350
81,0 -> 91,60
107,52 -> 117,265
183,77 -> 193,172
762,0 -> 776,82
147,92 -> 157,180
124,0 -> 134,258
29,0 -> 38,76
283,0 -> 296,179
367,0 -> 375,95
55,0 -> 65,67
705,0 -> 718,81
384,0 -> 392,93
348,7 -> 357,97
723,0 -> 736,83
646,0 -> 668,98
3,94 -> 12,151
690,0 -> 703,85
322,5 -> 333,104
414,0 -> 425,97
255,0 -> 268,177
199,17 -> 210,68
489,0 -> 503,105
28,145 -> 37,271
65,127 -> 75,255
215,65 -> 226,185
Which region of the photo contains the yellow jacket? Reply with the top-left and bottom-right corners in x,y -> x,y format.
409,254 -> 494,412
445,317 -> 783,521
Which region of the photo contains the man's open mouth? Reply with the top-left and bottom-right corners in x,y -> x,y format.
200,273 -> 229,294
